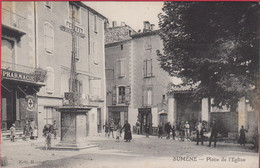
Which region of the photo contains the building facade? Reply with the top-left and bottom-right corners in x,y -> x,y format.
1,1 -> 47,133
105,21 -> 177,134
35,1 -> 107,136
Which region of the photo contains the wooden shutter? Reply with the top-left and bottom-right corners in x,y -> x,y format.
46,67 -> 54,94
143,60 -> 146,77
143,89 -> 148,106
112,86 -> 117,105
125,86 -> 131,105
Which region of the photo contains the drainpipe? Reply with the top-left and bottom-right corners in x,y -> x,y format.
34,1 -> 37,68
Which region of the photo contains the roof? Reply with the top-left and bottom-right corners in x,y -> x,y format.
105,25 -> 137,45
131,30 -> 160,39
168,82 -> 200,93
73,1 -> 107,20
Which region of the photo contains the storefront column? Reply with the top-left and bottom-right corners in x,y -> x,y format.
238,97 -> 247,131
167,94 -> 176,126
201,98 -> 209,122
152,108 -> 158,127
1,98 -> 7,129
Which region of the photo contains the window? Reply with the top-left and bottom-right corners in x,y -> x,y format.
143,59 -> 153,77
118,86 -> 125,104
94,15 -> 97,33
44,107 -> 58,125
117,59 -> 125,78
60,68 -> 69,96
144,37 -> 152,50
44,22 -> 54,54
143,88 -> 153,106
45,1 -> 51,9
121,44 -> 123,50
46,67 -> 54,94
76,80 -> 83,95
90,79 -> 101,98
69,2 -> 80,23
112,85 -> 131,105
1,38 -> 14,63
93,42 -> 100,65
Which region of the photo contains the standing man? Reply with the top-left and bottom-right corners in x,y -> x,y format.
195,119 -> 204,145
52,120 -> 58,139
165,122 -> 171,139
136,120 -> 141,135
185,121 -> 190,141
109,119 -> 115,138
208,119 -> 218,147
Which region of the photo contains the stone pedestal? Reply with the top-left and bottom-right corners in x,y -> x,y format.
55,106 -> 97,150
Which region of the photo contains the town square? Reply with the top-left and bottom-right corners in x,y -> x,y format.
1,1 -> 259,168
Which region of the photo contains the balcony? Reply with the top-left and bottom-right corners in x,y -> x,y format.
2,8 -> 26,39
1,61 -> 47,84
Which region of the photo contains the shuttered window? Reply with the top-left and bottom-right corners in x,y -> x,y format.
44,22 -> 54,54
1,38 -> 14,63
117,59 -> 125,78
118,86 -> 125,104
143,87 -> 153,106
90,79 -> 101,98
143,59 -> 153,77
46,67 -> 54,94
112,85 -> 131,105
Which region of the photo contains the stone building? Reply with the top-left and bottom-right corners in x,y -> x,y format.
105,21 -> 179,134
1,1 -> 46,134
35,1 -> 107,136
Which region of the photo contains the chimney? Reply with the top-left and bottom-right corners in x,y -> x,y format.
121,22 -> 126,26
143,21 -> 151,33
104,21 -> 109,29
150,24 -> 155,31
112,21 -> 117,27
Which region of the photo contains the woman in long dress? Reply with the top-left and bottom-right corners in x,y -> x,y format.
121,121 -> 132,142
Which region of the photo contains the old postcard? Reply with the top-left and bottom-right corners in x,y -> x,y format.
1,1 -> 259,168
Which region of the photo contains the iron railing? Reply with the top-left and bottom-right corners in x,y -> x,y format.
2,8 -> 26,30
1,61 -> 47,82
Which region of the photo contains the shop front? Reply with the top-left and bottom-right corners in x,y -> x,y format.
1,68 -> 45,131
108,106 -> 128,126
138,108 -> 152,134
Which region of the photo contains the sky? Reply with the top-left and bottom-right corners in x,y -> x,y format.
83,1 -> 164,31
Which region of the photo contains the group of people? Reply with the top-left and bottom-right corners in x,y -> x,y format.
157,121 -> 191,141
104,120 -> 132,142
9,120 -> 58,144
23,120 -> 38,141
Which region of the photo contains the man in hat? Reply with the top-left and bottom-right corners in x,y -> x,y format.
208,119 -> 218,147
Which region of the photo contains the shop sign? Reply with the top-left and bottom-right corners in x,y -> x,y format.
26,95 -> 35,112
2,69 -> 35,82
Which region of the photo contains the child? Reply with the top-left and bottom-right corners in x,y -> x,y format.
10,124 -> 16,142
116,126 -> 120,142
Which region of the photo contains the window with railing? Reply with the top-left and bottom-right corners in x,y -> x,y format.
118,86 -> 126,104
2,8 -> 26,30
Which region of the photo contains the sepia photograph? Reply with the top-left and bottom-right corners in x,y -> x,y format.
1,1 -> 259,168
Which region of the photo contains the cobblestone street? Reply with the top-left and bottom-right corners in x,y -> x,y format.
2,134 -> 258,168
